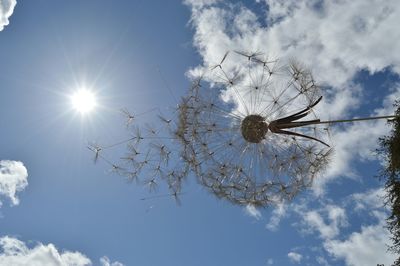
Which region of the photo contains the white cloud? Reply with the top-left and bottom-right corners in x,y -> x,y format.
313,87 -> 400,195
183,0 -> 221,10
100,256 -> 124,266
316,256 -> 329,266
266,258 -> 274,265
244,204 -> 262,220
350,187 -> 385,212
0,0 -> 16,31
287,251 -> 303,264
186,0 -> 400,86
0,236 -> 91,266
266,202 -> 287,231
293,187 -> 395,265
324,222 -> 395,266
323,188 -> 396,266
302,205 -> 347,239
0,236 -> 124,266
0,160 -> 28,207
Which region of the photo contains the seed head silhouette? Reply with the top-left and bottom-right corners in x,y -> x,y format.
89,51 -> 397,207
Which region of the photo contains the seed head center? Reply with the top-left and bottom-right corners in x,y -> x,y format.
241,115 -> 269,143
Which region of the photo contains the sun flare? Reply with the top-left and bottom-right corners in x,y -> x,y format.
71,89 -> 97,114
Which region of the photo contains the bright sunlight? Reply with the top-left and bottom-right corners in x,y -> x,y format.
71,89 -> 97,114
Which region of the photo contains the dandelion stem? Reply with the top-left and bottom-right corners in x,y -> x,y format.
317,115 -> 397,124
278,115 -> 397,128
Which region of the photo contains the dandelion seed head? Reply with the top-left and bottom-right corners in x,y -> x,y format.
91,51 -> 333,207
176,51 -> 332,206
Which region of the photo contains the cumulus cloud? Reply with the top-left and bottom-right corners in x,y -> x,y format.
0,160 -> 28,207
0,0 -> 16,31
287,251 -> 303,264
293,188 -> 395,265
320,188 -> 395,266
0,236 -> 91,266
0,236 -> 124,266
244,204 -> 262,220
324,222 -> 395,266
186,0 -> 400,86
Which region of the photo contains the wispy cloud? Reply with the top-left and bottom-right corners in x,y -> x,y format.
315,256 -> 329,266
350,187 -> 386,212
0,160 -> 28,207
244,204 -> 262,220
183,0 -> 221,10
100,256 -> 124,266
0,0 -> 17,31
299,204 -> 348,240
287,251 -> 303,264
313,86 -> 400,195
294,188 -> 396,265
0,236 -> 124,266
321,188 -> 395,266
266,202 -> 287,231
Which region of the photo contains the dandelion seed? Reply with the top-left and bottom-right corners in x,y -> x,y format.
211,51 -> 229,70
145,178 -> 158,192
87,143 -> 102,163
121,108 -> 135,128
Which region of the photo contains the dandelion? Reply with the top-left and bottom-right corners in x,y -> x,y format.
89,51 -> 397,207
176,52 -> 332,206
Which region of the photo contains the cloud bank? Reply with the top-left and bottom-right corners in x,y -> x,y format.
0,236 -> 124,266
0,160 -> 28,207
186,0 -> 400,86
0,0 -> 16,31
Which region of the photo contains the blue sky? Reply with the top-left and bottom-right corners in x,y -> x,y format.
0,1 -> 400,265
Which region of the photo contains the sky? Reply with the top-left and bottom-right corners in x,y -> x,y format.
0,0 -> 400,265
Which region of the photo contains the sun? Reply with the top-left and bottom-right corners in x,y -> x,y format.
71,89 -> 97,114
